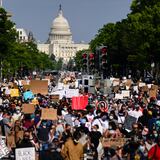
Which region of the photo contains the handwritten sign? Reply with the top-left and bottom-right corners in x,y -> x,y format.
41,108 -> 57,120
102,138 -> 129,148
22,104 -> 35,114
10,89 -> 19,97
0,139 -> 9,159
30,80 -> 48,95
16,147 -> 35,160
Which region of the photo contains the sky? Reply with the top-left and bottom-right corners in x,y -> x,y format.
3,0 -> 132,43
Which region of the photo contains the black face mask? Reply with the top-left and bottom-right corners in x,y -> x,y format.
24,136 -> 30,141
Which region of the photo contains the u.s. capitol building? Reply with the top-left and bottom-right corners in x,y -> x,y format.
37,6 -> 89,63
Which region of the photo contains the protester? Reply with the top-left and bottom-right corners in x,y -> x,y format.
0,74 -> 160,160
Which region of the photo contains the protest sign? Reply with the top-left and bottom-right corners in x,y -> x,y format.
0,138 -> 9,159
113,80 -> 120,87
121,90 -> 130,98
115,94 -> 123,100
22,104 -> 35,114
138,82 -> 146,88
65,89 -> 79,98
51,90 -> 65,99
30,80 -> 48,95
50,95 -> 59,102
41,108 -> 57,120
124,115 -> 137,131
72,96 -> 88,110
102,138 -> 129,148
23,91 -> 34,101
10,89 -> 19,97
16,147 -> 35,160
133,86 -> 138,93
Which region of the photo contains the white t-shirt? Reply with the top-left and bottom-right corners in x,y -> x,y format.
92,118 -> 109,134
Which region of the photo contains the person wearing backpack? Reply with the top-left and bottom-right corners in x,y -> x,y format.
148,136 -> 160,160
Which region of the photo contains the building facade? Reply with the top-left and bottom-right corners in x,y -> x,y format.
37,6 -> 89,63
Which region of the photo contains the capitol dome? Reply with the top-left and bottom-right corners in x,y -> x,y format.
49,5 -> 72,44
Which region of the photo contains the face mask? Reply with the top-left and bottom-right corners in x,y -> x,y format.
139,145 -> 145,152
16,110 -> 20,114
109,116 -> 113,120
109,126 -> 112,130
74,139 -> 79,143
154,134 -> 158,137
92,129 -> 96,132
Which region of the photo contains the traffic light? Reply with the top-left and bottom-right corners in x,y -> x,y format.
89,53 -> 95,71
100,46 -> 107,70
82,53 -> 88,69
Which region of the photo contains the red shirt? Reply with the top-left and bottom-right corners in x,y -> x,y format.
148,144 -> 160,160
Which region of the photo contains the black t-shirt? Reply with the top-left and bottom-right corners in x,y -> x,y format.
89,131 -> 101,149
37,127 -> 49,142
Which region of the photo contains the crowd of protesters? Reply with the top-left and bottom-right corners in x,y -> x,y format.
0,75 -> 160,160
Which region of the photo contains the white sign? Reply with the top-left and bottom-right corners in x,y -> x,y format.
115,94 -> 123,100
121,90 -> 130,97
113,80 -> 120,87
139,82 -> 146,87
57,83 -> 64,90
65,89 -> 79,98
51,90 -> 65,99
16,147 -> 35,160
0,138 -> 9,159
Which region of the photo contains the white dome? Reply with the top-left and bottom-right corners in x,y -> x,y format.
51,8 -> 71,35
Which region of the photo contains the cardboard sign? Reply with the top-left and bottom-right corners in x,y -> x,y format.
0,138 -> 10,159
41,108 -> 57,120
72,96 -> 88,110
30,80 -> 48,95
10,89 -> 19,97
22,104 -> 35,114
102,138 -> 129,148
124,115 -> 137,131
16,147 -> 35,160
50,95 -> 59,102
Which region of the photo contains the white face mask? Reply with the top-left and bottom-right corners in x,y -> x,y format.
139,145 -> 145,152
16,110 -> 20,114
92,129 -> 96,132
109,116 -> 113,120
